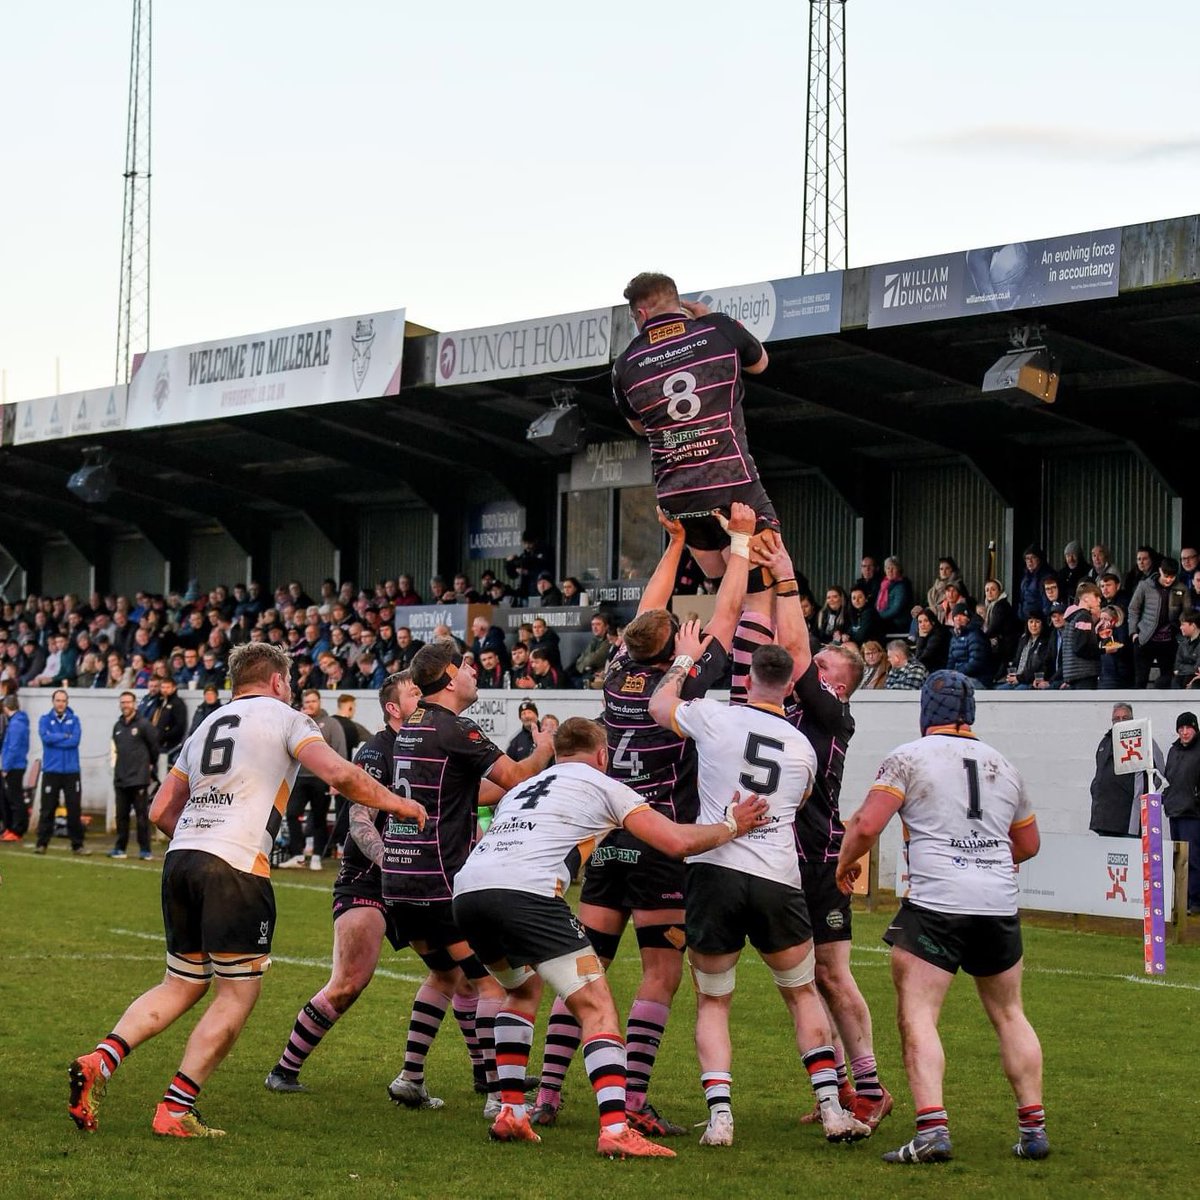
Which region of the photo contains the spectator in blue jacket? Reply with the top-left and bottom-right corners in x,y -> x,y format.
35,688 -> 86,854
1,694 -> 30,840
946,602 -> 992,689
1017,545 -> 1055,620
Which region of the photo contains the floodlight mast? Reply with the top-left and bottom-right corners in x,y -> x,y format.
802,1 -> 848,274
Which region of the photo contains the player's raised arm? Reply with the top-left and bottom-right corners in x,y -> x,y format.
484,726 -> 556,791
703,502 -> 755,651
647,620 -> 711,732
298,739 -> 427,829
764,541 -> 811,679
637,508 -> 688,614
835,786 -> 904,894
624,790 -> 769,859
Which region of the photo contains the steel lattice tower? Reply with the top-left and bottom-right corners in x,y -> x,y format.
115,0 -> 152,385
801,0 -> 848,273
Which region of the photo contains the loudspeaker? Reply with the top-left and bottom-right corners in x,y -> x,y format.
526,404 -> 584,454
66,463 -> 115,504
982,348 -> 1059,405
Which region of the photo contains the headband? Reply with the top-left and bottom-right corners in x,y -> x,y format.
417,654 -> 462,696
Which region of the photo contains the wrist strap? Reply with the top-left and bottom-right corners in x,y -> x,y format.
773,577 -> 797,588
776,588 -> 799,599
728,531 -> 750,560
722,804 -> 738,836
672,654 -> 695,674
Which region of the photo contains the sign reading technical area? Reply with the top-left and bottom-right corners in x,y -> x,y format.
14,386 -> 127,446
435,308 -> 611,387
684,270 -> 843,343
124,308 -> 406,429
868,227 -> 1121,328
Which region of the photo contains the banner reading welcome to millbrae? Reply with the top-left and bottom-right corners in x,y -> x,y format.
868,227 -> 1121,328
123,308 -> 406,430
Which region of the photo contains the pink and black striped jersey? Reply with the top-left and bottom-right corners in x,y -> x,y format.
602,641 -> 729,823
612,311 -> 765,516
382,702 -> 502,903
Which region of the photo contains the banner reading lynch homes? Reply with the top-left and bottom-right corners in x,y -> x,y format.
868,227 -> 1121,328
685,270 -> 843,343
124,308 -> 406,430
435,308 -> 611,387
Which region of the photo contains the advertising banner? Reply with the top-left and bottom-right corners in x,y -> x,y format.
468,501 -> 526,560
124,308 -> 406,430
1141,793 -> 1168,974
436,308 -> 612,387
894,832 -> 1174,921
868,227 -> 1121,328
685,270 -> 843,343
13,385 -> 127,445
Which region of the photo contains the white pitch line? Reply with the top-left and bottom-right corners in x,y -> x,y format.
108,928 -> 424,982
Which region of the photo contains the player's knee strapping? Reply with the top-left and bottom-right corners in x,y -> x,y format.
583,925 -> 622,962
768,949 -> 815,989
210,952 -> 271,980
635,923 -> 687,952
166,952 -> 214,984
489,961 -> 537,991
691,963 -> 736,996
538,948 -> 605,998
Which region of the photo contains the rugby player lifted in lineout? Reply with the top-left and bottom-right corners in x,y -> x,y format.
613,272 -> 782,700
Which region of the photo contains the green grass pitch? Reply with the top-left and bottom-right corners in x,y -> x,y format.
3,842 -> 1198,1200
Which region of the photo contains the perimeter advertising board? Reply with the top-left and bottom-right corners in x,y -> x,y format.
14,385 -> 127,445
868,227 -> 1121,328
685,270 -> 843,343
124,309 -> 406,430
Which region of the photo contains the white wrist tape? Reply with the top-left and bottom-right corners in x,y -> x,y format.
728,531 -> 751,560
723,804 -> 739,835
673,654 -> 695,673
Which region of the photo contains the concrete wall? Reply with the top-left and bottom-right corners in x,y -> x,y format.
15,688 -> 1183,872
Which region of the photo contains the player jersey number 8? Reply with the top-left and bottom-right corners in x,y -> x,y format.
664,370 -> 701,421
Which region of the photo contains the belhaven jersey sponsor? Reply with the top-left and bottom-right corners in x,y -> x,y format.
873,731 -> 1034,917
168,696 -> 324,877
454,762 -> 649,900
673,697 -> 816,889
383,702 -> 502,903
602,641 -> 730,823
334,725 -> 397,894
612,310 -> 765,512
785,661 -> 856,863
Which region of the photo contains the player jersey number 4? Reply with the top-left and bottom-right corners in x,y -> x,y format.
612,311 -> 765,504
168,696 -> 324,877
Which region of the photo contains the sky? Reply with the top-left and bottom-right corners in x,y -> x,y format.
2,0 -> 1198,403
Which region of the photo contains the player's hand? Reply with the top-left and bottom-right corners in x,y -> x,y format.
714,501 -> 756,538
727,791 -> 770,835
656,507 -> 685,541
532,727 -> 556,756
835,859 -> 860,894
680,298 -> 710,318
761,541 -> 795,583
393,797 -> 428,830
675,618 -> 711,663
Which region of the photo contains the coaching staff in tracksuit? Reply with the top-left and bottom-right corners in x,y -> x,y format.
35,688 -> 86,854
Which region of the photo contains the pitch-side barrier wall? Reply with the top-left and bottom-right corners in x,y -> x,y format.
16,688 -> 1184,886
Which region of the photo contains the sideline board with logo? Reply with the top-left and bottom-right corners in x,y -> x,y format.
868,227 -> 1121,328
894,831 -> 1174,921
468,501 -> 526,559
14,385 -> 128,445
684,270 -> 843,343
569,439 -> 652,491
123,309 -> 406,430
435,308 -> 611,387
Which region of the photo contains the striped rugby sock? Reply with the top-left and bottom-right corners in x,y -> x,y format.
1018,1103 -> 1046,1135
277,987 -> 340,1076
916,1105 -> 950,1134
95,1033 -> 130,1080
851,1053 -> 883,1101
163,1070 -> 201,1117
535,997 -> 581,1107
702,1070 -> 732,1113
583,1033 -> 627,1133
401,984 -> 450,1084
495,1010 -> 535,1113
625,998 -> 670,1111
803,1044 -> 839,1106
730,611 -> 775,706
452,993 -> 484,1080
476,996 -> 502,1096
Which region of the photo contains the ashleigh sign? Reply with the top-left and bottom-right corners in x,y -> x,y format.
436,308 -> 612,387
569,439 -> 652,491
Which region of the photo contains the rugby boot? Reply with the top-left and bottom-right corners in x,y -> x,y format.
68,1052 -> 106,1131
852,1086 -> 894,1130
698,1109 -> 734,1147
489,1104 -> 542,1143
882,1128 -> 953,1163
387,1076 -> 445,1110
264,1067 -> 307,1093
151,1103 -> 226,1138
625,1101 -> 686,1137
800,1082 -> 857,1124
1013,1130 -> 1050,1160
597,1126 -> 677,1159
821,1104 -> 871,1143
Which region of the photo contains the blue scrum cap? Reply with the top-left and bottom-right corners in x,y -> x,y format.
920,669 -> 976,734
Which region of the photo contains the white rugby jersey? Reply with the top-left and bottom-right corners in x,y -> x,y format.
453,762 -> 649,900
168,696 -> 324,877
873,728 -> 1035,916
673,698 -> 816,888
